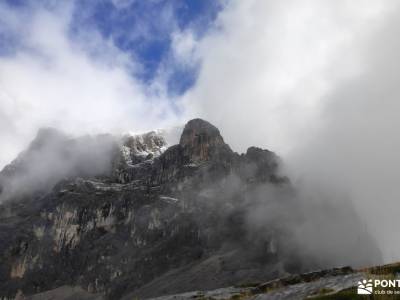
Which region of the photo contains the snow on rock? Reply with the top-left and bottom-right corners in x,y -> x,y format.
120,131 -> 168,166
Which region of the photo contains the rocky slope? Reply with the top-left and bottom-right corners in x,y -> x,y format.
17,262 -> 400,300
140,262 -> 400,300
0,119 -> 380,300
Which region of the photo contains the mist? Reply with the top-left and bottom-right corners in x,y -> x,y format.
0,128 -> 118,202
286,9 -> 400,262
180,0 -> 400,263
197,161 -> 382,270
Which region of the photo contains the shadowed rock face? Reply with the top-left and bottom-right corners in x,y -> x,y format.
0,119 -> 380,300
179,119 -> 229,162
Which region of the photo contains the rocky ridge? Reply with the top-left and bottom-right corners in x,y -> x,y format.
0,119 -> 379,300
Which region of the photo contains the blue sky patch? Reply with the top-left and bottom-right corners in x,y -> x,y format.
0,0 -> 223,95
69,0 -> 223,94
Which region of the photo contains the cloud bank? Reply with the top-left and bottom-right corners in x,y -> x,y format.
0,2 -> 180,168
181,0 -> 399,262
182,0 -> 393,153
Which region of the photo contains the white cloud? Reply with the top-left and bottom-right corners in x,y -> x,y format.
179,0 -> 400,262
171,30 -> 198,66
181,0 -> 392,154
0,2 -> 180,167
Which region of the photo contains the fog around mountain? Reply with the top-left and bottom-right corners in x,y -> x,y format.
0,2 -> 399,298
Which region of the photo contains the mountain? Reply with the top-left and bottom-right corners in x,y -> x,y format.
0,119 -> 380,300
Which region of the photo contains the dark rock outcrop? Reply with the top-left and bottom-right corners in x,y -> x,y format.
179,118 -> 229,162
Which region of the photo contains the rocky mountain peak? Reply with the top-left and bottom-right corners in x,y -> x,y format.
179,118 -> 230,161
0,118 -> 381,300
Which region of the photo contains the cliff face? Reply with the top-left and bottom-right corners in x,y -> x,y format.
0,119 -> 377,300
179,118 -> 229,162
